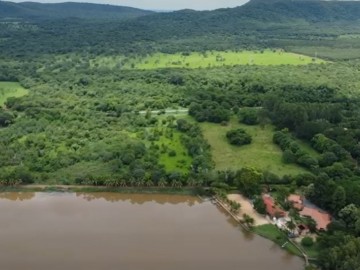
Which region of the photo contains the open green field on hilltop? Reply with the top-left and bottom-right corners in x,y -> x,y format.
90,50 -> 326,70
200,119 -> 309,176
0,82 -> 28,106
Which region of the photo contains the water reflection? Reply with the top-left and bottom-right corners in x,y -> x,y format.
76,192 -> 202,206
242,228 -> 256,241
0,192 -> 35,201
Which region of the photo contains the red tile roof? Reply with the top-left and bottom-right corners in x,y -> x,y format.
262,195 -> 286,218
300,207 -> 331,231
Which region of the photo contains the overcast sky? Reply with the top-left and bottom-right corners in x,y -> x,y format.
10,0 -> 250,10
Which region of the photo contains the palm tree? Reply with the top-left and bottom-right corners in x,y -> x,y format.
286,219 -> 297,234
158,178 -> 167,188
242,214 -> 255,228
105,179 -> 116,187
146,180 -> 154,187
129,178 -> 136,187
171,180 -> 182,188
119,179 -> 127,187
136,178 -> 145,187
230,201 -> 241,214
187,178 -> 197,187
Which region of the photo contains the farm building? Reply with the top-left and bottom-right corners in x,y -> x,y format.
262,194 -> 286,218
300,207 -> 331,231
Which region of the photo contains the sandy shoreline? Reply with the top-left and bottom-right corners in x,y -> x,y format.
227,194 -> 269,226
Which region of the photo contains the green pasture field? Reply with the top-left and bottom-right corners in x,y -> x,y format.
200,119 -> 308,176
90,50 -> 325,70
0,82 -> 28,106
156,131 -> 192,173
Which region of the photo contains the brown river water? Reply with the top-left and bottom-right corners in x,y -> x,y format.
0,192 -> 304,270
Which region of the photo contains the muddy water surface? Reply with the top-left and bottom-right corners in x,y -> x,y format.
0,192 -> 304,270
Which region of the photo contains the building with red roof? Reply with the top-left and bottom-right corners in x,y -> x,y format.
300,207 -> 331,231
262,195 -> 286,218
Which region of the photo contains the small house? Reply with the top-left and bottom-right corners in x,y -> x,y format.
262,194 -> 286,218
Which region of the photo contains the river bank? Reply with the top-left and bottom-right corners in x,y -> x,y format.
0,185 -> 204,195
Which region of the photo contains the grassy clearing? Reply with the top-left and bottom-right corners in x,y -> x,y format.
200,119 -> 308,176
156,131 -> 192,173
91,50 -> 325,70
0,82 -> 28,106
253,224 -> 302,256
296,139 -> 320,158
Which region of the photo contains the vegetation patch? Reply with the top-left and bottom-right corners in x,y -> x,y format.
0,82 -> 28,106
226,128 -> 252,146
156,129 -> 192,173
200,119 -> 307,176
253,224 -> 302,256
91,50 -> 325,70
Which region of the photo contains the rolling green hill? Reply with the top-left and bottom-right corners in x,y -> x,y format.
1,0 -> 360,59
0,1 -> 153,20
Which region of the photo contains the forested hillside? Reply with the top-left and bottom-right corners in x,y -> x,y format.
0,1 -> 153,20
1,0 -> 360,59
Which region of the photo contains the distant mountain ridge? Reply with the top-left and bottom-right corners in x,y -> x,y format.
0,1 -> 153,20
243,0 -> 360,21
1,0 -> 360,22
1,0 -> 360,58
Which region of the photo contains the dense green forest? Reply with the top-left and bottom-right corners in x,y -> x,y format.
1,0 -> 360,268
0,1 -> 152,20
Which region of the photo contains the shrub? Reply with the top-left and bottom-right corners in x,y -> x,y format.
239,108 -> 259,125
226,128 -> 252,146
301,237 -> 314,247
254,196 -> 267,215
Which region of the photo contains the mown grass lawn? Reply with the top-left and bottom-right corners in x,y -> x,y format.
200,119 -> 308,176
0,82 -> 28,106
253,224 -> 302,256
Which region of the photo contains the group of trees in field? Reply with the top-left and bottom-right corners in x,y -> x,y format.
273,130 -> 318,169
226,128 -> 252,146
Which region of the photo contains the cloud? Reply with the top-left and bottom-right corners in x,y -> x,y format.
10,0 -> 249,10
